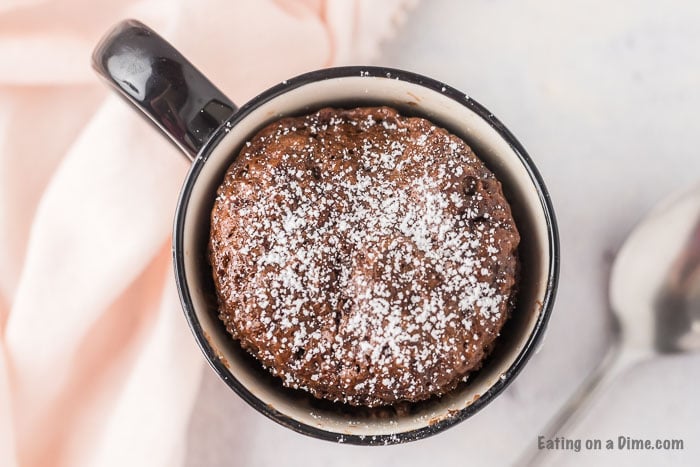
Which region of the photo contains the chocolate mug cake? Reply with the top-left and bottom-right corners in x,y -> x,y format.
94,19 -> 558,443
209,106 -> 520,407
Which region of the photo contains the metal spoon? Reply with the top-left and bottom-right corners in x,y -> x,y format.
519,185 -> 700,466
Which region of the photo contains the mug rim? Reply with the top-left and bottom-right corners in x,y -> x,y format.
173,65 -> 560,445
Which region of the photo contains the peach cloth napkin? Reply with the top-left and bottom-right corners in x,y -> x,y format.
0,1 -> 416,466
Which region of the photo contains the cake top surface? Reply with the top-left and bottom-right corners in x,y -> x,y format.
210,106 -> 519,406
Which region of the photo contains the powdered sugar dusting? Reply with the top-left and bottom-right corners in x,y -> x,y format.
210,107 -> 519,406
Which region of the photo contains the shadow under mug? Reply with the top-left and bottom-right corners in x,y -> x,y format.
92,19 -> 559,445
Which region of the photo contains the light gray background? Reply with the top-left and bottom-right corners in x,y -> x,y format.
185,1 -> 700,465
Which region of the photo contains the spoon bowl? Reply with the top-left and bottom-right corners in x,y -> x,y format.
611,185 -> 700,355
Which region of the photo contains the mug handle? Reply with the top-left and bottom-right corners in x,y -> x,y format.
92,19 -> 237,160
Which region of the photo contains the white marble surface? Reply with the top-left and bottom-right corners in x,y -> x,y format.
185,1 -> 700,465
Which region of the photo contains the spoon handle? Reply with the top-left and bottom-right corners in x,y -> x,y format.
517,335 -> 646,466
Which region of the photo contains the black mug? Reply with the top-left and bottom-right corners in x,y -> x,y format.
92,19 -> 559,445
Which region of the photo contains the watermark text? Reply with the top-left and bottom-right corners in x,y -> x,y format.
537,435 -> 684,452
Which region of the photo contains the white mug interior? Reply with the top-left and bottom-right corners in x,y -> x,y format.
175,70 -> 556,444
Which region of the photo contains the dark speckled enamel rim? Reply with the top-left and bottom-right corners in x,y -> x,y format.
173,66 -> 560,446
